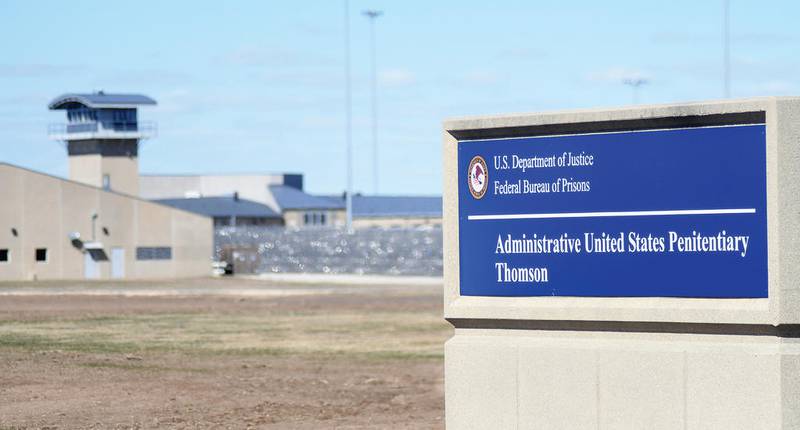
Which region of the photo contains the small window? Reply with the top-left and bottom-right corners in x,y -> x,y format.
102,174 -> 111,191
35,248 -> 47,262
0,249 -> 8,262
302,212 -> 326,226
136,247 -> 172,261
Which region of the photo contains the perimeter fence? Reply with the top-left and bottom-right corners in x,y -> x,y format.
214,226 -> 443,276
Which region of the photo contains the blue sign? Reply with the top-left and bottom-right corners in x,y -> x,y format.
457,124 -> 768,298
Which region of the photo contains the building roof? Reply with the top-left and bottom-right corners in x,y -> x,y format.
269,185 -> 345,210
49,92 -> 157,110
351,195 -> 442,218
154,196 -> 281,218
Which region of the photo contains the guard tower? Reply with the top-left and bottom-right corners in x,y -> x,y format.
48,92 -> 157,196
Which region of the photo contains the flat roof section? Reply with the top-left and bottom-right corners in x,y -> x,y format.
154,196 -> 281,218
269,185 -> 345,211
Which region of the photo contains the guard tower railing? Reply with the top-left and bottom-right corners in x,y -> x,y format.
48,120 -> 157,141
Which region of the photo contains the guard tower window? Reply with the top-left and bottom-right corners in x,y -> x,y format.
35,248 -> 47,262
102,174 -> 111,191
0,249 -> 8,262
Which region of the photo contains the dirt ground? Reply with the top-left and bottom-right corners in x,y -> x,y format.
0,277 -> 449,429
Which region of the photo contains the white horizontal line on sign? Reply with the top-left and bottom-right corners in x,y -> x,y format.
467,208 -> 756,221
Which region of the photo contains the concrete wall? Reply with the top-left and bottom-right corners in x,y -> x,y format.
140,174 -> 286,211
352,216 -> 442,229
69,153 -> 139,196
442,97 -> 800,429
445,330 -> 799,430
69,154 -> 102,189
0,163 -> 212,281
282,211 -> 439,229
283,209 -> 346,228
101,155 -> 139,196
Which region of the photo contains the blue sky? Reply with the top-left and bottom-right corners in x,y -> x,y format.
1,0 -> 798,195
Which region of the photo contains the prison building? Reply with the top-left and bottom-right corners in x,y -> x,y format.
0,92 -> 213,281
0,163 -> 211,280
154,193 -> 283,227
349,195 -> 442,228
141,172 -> 442,229
268,185 -> 346,228
140,173 -> 304,212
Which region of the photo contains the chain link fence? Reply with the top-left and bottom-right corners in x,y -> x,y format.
215,226 -> 443,276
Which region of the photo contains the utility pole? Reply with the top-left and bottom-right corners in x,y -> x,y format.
623,78 -> 648,104
723,0 -> 731,98
363,9 -> 383,195
344,0 -> 353,231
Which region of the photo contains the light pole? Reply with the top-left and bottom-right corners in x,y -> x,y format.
363,9 -> 382,195
623,78 -> 648,104
723,0 -> 731,98
344,0 -> 353,231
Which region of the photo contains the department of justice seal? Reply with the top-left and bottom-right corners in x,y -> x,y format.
467,155 -> 488,199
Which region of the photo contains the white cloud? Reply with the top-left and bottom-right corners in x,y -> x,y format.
494,48 -> 549,61
94,68 -> 191,86
650,31 -> 795,46
215,45 -> 336,68
586,67 -> 650,84
379,68 -> 416,86
650,32 -> 711,45
0,63 -> 83,78
461,71 -> 499,85
749,80 -> 798,95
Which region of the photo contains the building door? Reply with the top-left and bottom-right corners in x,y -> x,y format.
111,248 -> 125,279
84,252 -> 100,279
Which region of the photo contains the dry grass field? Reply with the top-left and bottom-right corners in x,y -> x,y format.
0,278 -> 450,429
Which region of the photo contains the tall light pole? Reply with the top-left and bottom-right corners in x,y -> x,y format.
344,0 -> 353,231
723,0 -> 731,98
623,78 -> 648,104
363,9 -> 382,195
